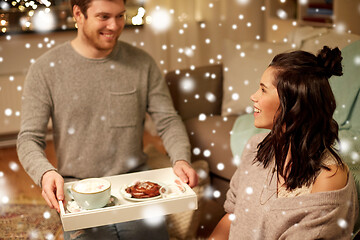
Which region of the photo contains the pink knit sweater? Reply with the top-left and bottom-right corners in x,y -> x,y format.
224,133 -> 359,239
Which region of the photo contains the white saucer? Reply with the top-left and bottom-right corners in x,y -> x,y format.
66,195 -> 119,213
159,183 -> 186,198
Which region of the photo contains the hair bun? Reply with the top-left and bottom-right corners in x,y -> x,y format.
317,46 -> 343,78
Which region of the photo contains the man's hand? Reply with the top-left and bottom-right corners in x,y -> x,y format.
41,170 -> 64,213
173,160 -> 198,188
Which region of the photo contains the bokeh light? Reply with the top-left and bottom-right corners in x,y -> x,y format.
180,77 -> 195,93
354,55 -> 360,66
2,195 -> 9,204
147,8 -> 172,33
205,92 -> 216,103
236,0 -> 250,5
277,9 -> 288,19
32,9 -> 57,32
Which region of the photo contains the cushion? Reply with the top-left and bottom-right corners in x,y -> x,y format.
230,114 -> 269,161
329,40 -> 360,128
295,29 -> 360,55
285,26 -> 328,49
221,39 -> 292,116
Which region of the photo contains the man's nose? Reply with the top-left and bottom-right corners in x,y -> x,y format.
107,18 -> 119,30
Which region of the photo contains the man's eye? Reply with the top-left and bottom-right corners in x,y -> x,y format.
99,15 -> 109,20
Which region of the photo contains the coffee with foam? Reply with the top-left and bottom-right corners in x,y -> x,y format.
74,180 -> 110,194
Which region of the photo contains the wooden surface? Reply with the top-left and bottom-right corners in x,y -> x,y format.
0,141 -> 57,203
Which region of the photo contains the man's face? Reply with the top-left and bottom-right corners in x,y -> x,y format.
76,0 -> 126,54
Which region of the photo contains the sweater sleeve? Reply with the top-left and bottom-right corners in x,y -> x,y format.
279,173 -> 359,240
16,64 -> 56,186
146,58 -> 191,165
224,167 -> 241,214
279,204 -> 356,240
224,134 -> 262,213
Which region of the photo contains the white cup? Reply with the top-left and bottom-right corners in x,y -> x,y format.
69,178 -> 111,210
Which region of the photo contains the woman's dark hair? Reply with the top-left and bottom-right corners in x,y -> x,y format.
255,46 -> 344,191
70,0 -> 127,18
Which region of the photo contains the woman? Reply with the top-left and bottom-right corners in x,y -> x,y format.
209,46 -> 359,239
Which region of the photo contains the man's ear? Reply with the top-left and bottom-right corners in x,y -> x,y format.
72,5 -> 83,22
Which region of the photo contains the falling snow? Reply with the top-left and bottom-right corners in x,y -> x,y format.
213,190 -> 221,198
9,161 -> 19,171
180,77 -> 195,92
228,213 -> 236,221
193,147 -> 201,155
197,168 -> 208,180
205,92 -> 216,102
338,218 -> 348,229
1,0 -> 359,238
232,155 -> 241,166
217,163 -> 225,171
245,187 -> 254,195
4,108 -> 12,116
198,113 -> 207,121
203,149 -> 211,157
67,127 -> 75,135
45,233 -> 55,240
43,211 -> 51,219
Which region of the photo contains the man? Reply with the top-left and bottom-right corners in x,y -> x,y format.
17,0 -> 198,239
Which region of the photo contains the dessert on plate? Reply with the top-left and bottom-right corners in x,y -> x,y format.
125,181 -> 161,199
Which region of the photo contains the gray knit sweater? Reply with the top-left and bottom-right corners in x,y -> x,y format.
17,41 -> 191,186
225,133 -> 359,239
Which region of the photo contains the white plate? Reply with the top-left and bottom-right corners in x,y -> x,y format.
120,181 -> 164,202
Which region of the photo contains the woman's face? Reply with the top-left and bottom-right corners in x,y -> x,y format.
250,67 -> 280,129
